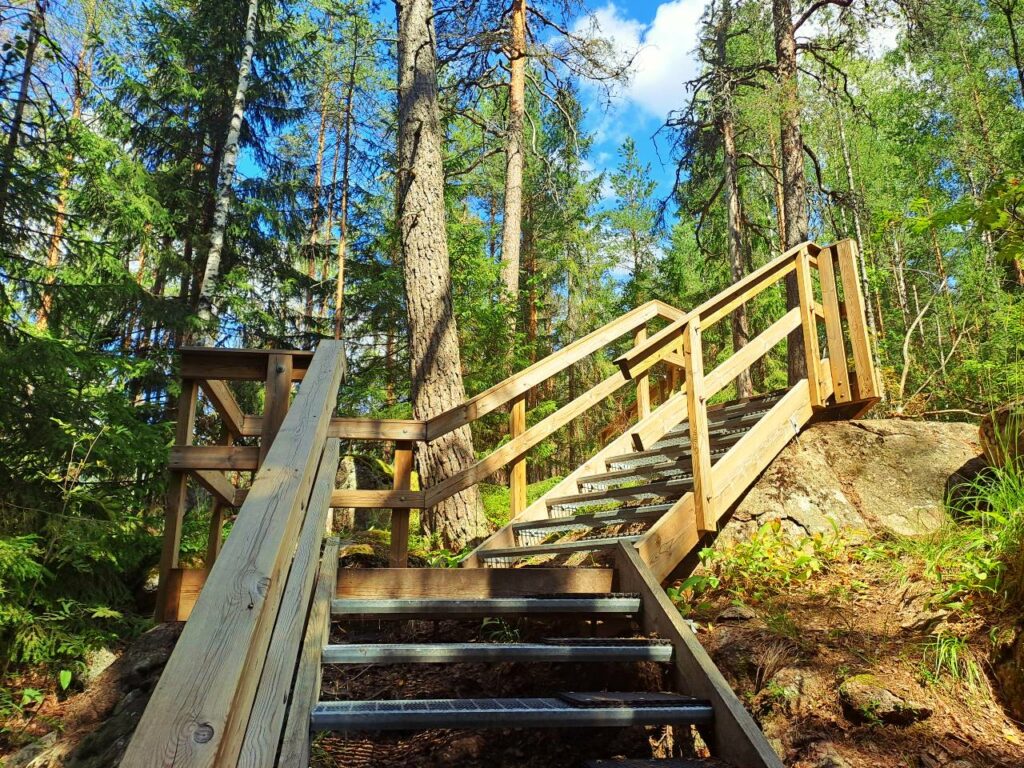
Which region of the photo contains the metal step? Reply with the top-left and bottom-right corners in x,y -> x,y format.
580,464 -> 692,492
606,436 -> 739,472
649,416 -> 762,452
331,595 -> 641,619
512,504 -> 672,537
310,693 -> 714,731
478,534 -> 642,562
546,479 -> 691,511
322,640 -> 673,664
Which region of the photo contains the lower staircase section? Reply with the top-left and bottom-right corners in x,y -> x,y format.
311,546 -> 782,768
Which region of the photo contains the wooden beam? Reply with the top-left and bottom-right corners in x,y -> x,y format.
426,300 -> 670,441
122,341 -> 345,768
278,538 -> 339,768
169,446 -> 260,471
154,379 -> 199,621
508,394 -> 527,519
330,488 -> 424,509
192,469 -> 239,508
161,568 -> 207,622
205,502 -> 225,570
241,415 -> 427,441
199,379 -> 245,438
616,544 -> 784,768
817,245 -> 851,403
633,327 -> 651,421
834,239 -> 878,402
259,353 -> 292,465
236,440 -> 339,768
389,442 -> 414,568
338,567 -> 615,598
703,307 -> 801,399
795,248 -> 824,407
425,369 -> 627,508
179,347 -> 313,382
684,320 -> 714,533
630,386 -> 687,452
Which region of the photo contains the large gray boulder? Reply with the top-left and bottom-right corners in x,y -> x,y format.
720,419 -> 980,543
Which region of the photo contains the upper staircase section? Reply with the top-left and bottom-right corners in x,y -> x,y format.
127,239 -> 878,767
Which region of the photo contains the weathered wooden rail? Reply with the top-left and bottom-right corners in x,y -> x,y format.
138,239 -> 877,766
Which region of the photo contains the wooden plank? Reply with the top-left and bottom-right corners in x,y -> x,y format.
616,544 -> 784,768
795,248 -> 824,407
330,488 -> 424,509
179,347 -> 312,382
259,353 -> 292,465
835,239 -> 878,401
509,394 -> 527,518
634,327 -> 651,420
631,387 -> 687,451
278,538 -> 339,768
242,415 -> 427,441
154,379 -> 199,621
632,491 -> 698,583
709,381 -> 812,517
169,445 -> 260,471
192,469 -> 238,508
236,440 -> 339,768
817,245 -> 851,403
336,567 -> 614,598
206,502 -> 225,570
425,369 -> 627,508
683,321 -> 713,533
426,300 -> 670,441
703,307 -> 801,399
162,568 -> 208,622
122,341 -> 345,768
461,383 -> 694,567
199,379 -> 245,439
389,442 -> 414,567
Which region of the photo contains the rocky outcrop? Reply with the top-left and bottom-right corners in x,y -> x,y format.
720,419 -> 980,544
979,400 -> 1024,469
837,674 -> 932,725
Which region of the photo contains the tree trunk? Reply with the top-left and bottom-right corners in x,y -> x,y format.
772,0 -> 807,384
499,0 -> 527,345
0,0 -> 45,234
395,0 -> 485,550
39,0 -> 96,330
194,0 -> 259,334
306,79 -> 331,330
715,0 -> 753,398
335,25 -> 360,341
997,1 -> 1024,103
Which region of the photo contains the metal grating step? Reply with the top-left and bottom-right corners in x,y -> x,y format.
649,416 -> 763,452
546,479 -> 691,511
579,464 -> 693,492
331,595 -> 641,619
607,434 -> 741,471
322,640 -> 673,664
478,534 -> 643,561
511,504 -> 672,537
310,694 -> 714,731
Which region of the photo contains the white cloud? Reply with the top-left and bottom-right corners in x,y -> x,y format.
579,1 -> 707,120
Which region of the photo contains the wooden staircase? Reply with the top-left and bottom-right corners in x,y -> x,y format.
126,240 -> 880,767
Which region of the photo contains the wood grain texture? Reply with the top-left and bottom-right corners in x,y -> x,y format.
796,248 -> 824,406
330,488 -> 423,509
616,544 -> 784,768
122,341 -> 345,768
192,470 -> 238,508
259,354 -> 292,465
236,439 -> 339,768
277,538 -> 339,767
817,245 -> 851,403
169,446 -> 260,471
683,321 -> 713,533
179,347 -> 312,382
337,567 -> 615,598
241,416 -> 427,441
509,395 -> 527,518
835,239 -> 878,401
389,442 -> 414,567
200,379 -> 245,438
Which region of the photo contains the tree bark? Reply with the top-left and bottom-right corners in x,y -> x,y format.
772,0 -> 808,384
0,0 -> 45,235
499,0 -> 527,346
194,0 -> 259,335
715,0 -> 753,398
334,24 -> 360,340
996,1 -> 1024,102
306,79 -> 331,330
395,0 -> 486,550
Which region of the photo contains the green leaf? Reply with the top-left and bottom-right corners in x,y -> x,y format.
59,669 -> 72,690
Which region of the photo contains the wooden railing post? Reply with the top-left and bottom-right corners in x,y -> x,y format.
835,239 -> 879,401
389,441 -> 414,567
509,393 -> 527,517
817,245 -> 852,403
154,378 -> 198,620
633,327 -> 651,421
259,353 -> 293,464
795,247 -> 823,407
683,320 -> 714,532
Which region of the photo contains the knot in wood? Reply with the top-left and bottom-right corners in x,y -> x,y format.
193,722 -> 214,743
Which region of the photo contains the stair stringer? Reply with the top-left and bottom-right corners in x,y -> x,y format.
462,387 -> 689,567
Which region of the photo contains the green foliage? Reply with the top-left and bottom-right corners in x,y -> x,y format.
923,632 -> 984,689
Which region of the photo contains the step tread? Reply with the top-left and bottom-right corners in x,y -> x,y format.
547,479 -> 691,509
478,535 -> 642,560
310,693 -> 714,731
511,504 -> 672,533
331,595 -> 642,617
322,640 -> 673,664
